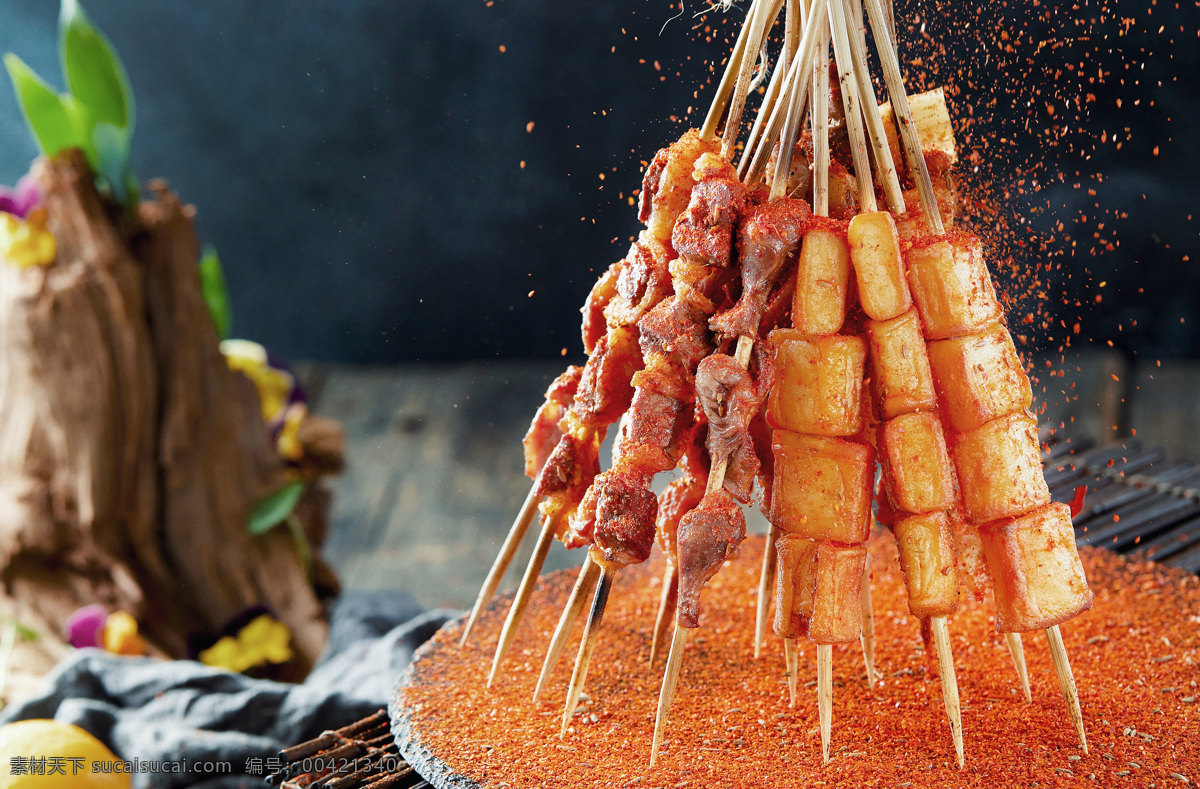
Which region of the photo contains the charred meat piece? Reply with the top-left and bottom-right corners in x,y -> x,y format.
593,469 -> 660,567
582,261 -> 621,354
572,325 -> 644,429
671,176 -> 748,270
711,199 -> 811,340
521,365 -> 584,479
696,354 -> 763,503
604,235 -> 674,329
613,388 -> 687,476
676,488 -> 746,628
655,469 -> 708,563
638,289 -> 715,380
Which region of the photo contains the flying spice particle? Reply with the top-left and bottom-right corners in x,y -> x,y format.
526,121 -> 535,133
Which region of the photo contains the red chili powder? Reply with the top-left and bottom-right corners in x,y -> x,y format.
395,534 -> 1199,787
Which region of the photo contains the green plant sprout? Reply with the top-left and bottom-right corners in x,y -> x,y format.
4,0 -> 138,206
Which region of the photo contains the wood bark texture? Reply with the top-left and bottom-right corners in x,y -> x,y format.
0,151 -> 338,695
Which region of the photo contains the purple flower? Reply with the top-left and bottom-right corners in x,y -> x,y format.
64,604 -> 108,649
0,174 -> 41,219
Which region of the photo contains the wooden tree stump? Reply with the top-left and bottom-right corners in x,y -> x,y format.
0,151 -> 338,696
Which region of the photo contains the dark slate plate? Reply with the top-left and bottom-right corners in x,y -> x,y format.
389,610 -> 483,789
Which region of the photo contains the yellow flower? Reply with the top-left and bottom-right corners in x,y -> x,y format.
196,614 -> 292,673
276,403 -> 307,461
238,614 -> 293,665
102,611 -> 147,656
219,339 -> 293,422
0,209 -> 56,268
198,635 -> 249,673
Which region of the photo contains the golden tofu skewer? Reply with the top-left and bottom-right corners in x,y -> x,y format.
834,0 -> 964,763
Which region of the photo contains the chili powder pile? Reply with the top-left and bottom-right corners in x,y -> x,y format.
394,534 -> 1198,788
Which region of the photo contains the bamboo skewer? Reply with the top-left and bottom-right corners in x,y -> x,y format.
740,0 -> 801,194
741,0 -> 830,184
753,523 -> 780,659
1006,631 -> 1033,702
650,622 -> 689,766
817,643 -> 833,764
533,554 -> 601,703
862,0 -> 943,233
1047,624 -> 1089,753
461,485 -> 541,646
560,567 -> 614,736
830,0 -> 964,759
784,635 -> 800,707
701,0 -> 786,143
652,51 -> 816,750
560,0 -> 790,726
650,563 -> 679,666
721,0 -> 779,161
859,552 -> 876,690
652,454 -> 733,766
930,616 -> 965,768
488,515 -> 558,686
836,0 -> 904,213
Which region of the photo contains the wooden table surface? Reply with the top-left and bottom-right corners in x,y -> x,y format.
300,347 -> 1190,611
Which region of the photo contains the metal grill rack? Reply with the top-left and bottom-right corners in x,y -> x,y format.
1044,436 -> 1200,573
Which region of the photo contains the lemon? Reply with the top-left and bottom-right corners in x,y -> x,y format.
0,720 -> 132,789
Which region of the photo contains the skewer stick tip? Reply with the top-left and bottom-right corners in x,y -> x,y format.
559,568 -> 614,738
488,517 -> 557,687
1005,631 -> 1033,703
754,526 -> 779,660
650,563 -> 679,667
1046,624 -> 1088,754
930,616 -> 965,769
651,624 -> 691,768
859,555 -> 876,690
533,555 -> 601,704
817,644 -> 833,765
785,637 -> 799,708
461,486 -> 541,647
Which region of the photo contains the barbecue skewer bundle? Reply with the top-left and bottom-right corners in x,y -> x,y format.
462,0 -> 1094,769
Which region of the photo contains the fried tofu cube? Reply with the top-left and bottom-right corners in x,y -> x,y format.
792,226 -> 851,336
767,330 -> 866,437
774,535 -> 818,639
928,323 -> 1033,433
847,211 -> 911,321
881,412 -> 955,515
865,307 -> 936,420
770,431 -> 874,543
774,536 -> 866,643
906,235 -> 1002,340
894,511 -> 959,618
952,412 -> 1050,524
980,502 -> 1093,632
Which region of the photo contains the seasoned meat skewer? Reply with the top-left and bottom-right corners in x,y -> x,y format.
485,129 -> 717,683
557,155 -> 742,733
651,0 -> 828,765
460,366 -> 582,646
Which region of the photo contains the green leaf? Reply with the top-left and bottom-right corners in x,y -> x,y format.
59,0 -> 134,131
92,120 -> 138,205
198,245 -> 232,340
248,481 -> 307,536
3,53 -> 87,158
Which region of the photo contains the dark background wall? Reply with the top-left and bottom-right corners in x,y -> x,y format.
0,0 -> 1195,364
